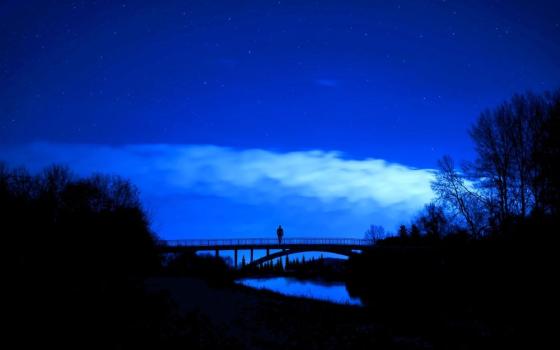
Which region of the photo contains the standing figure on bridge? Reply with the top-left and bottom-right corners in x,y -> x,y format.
276,225 -> 284,245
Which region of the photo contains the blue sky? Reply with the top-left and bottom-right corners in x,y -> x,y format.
1,0 -> 559,238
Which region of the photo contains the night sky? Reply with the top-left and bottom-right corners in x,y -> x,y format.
1,0 -> 559,239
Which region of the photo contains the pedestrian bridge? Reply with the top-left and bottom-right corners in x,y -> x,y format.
161,238 -> 370,268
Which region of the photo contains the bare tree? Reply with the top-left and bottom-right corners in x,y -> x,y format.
431,156 -> 486,238
469,106 -> 516,223
468,90 -> 559,221
40,165 -> 73,196
84,174 -> 141,212
506,93 -> 549,216
364,224 -> 385,244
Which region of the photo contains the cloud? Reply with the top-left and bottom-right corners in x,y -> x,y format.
0,143 -> 435,236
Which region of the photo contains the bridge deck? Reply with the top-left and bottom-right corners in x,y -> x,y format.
161,238 -> 369,251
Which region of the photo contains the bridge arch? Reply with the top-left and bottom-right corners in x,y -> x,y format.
245,247 -> 357,268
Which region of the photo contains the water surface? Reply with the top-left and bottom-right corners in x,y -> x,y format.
237,277 -> 362,306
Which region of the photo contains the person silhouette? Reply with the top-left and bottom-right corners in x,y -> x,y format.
276,225 -> 284,245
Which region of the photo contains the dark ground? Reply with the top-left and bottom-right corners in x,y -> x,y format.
145,276 -> 425,350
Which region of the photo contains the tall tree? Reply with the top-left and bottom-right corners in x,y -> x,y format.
398,225 -> 408,239
417,203 -> 448,239
469,105 -> 516,222
431,156 -> 486,238
468,89 -> 560,221
409,224 -> 421,240
535,90 -> 560,214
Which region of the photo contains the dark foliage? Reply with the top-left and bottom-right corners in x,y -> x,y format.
347,221 -> 556,349
1,164 -> 172,348
163,251 -> 233,287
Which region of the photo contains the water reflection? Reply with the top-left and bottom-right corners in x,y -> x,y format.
237,277 -> 362,306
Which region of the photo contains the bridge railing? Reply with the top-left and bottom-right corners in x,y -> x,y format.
163,238 -> 371,247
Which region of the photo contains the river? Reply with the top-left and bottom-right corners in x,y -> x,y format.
236,277 -> 362,306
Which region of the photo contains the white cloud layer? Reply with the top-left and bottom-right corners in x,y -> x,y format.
0,143 -> 435,235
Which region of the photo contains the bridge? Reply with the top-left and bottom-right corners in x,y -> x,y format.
161,238 -> 370,268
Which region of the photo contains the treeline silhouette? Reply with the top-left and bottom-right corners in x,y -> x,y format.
239,255 -> 348,281
163,251 -> 233,287
0,165 -> 211,348
348,89 -> 559,348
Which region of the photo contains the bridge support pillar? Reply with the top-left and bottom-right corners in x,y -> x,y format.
266,248 -> 270,256
215,249 -> 219,257
234,249 -> 238,268
250,249 -> 254,263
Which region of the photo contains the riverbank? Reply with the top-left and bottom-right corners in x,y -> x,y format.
145,277 -> 426,349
